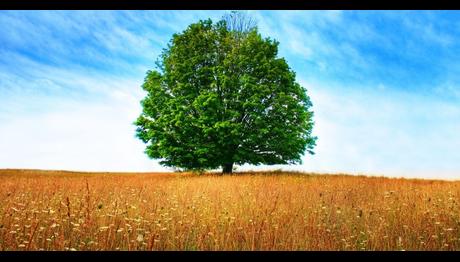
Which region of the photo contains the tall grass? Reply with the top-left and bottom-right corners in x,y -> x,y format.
1,169 -> 459,250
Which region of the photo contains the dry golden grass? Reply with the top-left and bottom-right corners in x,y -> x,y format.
1,169 -> 460,251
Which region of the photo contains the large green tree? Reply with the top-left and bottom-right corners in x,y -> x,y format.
135,15 -> 316,174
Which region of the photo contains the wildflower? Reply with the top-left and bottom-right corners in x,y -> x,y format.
137,234 -> 144,242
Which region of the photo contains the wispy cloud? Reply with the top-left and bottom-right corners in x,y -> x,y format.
0,94 -> 167,172
299,81 -> 460,179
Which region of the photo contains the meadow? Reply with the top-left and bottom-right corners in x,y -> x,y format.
0,169 -> 459,251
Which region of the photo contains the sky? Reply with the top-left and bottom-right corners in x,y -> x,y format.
1,10 -> 460,180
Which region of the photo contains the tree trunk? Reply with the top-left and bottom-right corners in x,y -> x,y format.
222,162 -> 234,174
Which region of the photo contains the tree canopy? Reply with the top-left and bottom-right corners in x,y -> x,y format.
135,15 -> 316,173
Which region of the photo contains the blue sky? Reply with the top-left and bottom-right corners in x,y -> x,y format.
1,11 -> 460,179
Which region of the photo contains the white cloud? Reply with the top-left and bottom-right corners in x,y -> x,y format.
294,81 -> 460,180
0,87 -> 169,172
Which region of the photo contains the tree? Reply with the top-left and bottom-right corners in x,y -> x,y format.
135,14 -> 317,174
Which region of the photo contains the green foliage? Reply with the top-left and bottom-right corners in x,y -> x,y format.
135,17 -> 317,173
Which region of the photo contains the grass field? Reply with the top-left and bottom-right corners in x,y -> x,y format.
0,169 -> 459,251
